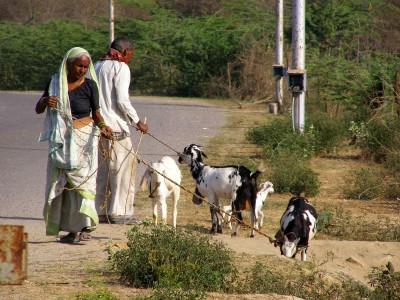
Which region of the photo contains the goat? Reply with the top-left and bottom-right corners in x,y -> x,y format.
222,181 -> 274,232
140,156 -> 181,228
178,144 -> 261,236
275,196 -> 318,261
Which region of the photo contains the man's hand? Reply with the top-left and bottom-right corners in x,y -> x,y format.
101,125 -> 114,139
137,120 -> 148,134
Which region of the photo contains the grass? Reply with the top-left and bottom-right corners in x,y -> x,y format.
73,98 -> 400,300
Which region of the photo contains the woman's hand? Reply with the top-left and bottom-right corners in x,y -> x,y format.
35,96 -> 58,114
45,96 -> 58,108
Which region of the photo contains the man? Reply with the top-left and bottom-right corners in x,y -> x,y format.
94,37 -> 148,223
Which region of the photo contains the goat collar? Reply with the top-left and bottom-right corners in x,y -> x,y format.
149,182 -> 161,198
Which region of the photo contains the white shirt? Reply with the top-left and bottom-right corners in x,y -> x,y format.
94,60 -> 140,133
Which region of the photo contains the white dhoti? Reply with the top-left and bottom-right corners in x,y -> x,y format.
95,136 -> 137,217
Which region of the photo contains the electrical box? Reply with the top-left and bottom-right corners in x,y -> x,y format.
273,65 -> 287,78
287,69 -> 306,92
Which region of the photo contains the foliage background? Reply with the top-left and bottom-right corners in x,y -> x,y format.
1,0 -> 399,198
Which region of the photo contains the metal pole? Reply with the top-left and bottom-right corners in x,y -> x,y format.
291,0 -> 305,132
275,0 -> 284,113
109,0 -> 114,46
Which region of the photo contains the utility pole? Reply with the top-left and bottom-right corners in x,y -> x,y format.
274,0 -> 284,114
109,0 -> 114,46
289,0 -> 306,132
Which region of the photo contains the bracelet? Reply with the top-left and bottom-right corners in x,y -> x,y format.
97,121 -> 106,128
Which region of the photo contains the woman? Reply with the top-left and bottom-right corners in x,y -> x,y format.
36,47 -> 113,243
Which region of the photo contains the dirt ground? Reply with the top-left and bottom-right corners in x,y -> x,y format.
2,104 -> 400,300
1,215 -> 399,300
2,157 -> 399,300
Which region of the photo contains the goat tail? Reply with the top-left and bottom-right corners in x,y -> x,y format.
250,170 -> 262,181
250,161 -> 266,181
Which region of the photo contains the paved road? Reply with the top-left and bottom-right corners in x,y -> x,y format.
0,91 -> 224,238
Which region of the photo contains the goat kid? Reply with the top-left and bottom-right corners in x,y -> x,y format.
222,181 -> 274,233
276,196 -> 318,261
140,156 -> 181,228
178,144 -> 261,236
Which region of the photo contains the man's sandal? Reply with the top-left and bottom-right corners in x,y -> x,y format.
58,232 -> 78,243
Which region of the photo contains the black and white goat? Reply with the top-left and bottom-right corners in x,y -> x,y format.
276,196 -> 318,261
178,144 -> 261,236
140,156 -> 181,228
222,181 -> 274,231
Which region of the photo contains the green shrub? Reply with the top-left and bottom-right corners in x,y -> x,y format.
139,288 -> 205,300
350,116 -> 400,165
342,168 -> 382,200
236,261 -> 368,299
317,206 -> 400,241
109,227 -> 237,292
316,210 -> 334,234
247,114 -> 347,161
367,266 -> 400,299
306,112 -> 347,155
247,118 -> 306,159
75,289 -> 118,300
269,154 -> 320,197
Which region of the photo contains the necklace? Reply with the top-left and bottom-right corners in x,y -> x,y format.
68,77 -> 85,90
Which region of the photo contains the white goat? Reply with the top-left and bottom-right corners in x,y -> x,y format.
222,181 -> 274,230
140,156 -> 181,228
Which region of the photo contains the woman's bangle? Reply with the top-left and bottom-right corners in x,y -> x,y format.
97,121 -> 106,128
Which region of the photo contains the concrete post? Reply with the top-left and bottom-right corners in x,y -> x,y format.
291,0 -> 306,132
275,0 -> 284,113
109,0 -> 114,46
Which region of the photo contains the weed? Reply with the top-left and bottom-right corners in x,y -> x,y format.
367,265 -> 400,299
75,289 -> 118,300
342,167 -> 382,200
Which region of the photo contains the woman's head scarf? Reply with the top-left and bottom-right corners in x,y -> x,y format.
55,47 -> 99,114
39,47 -> 99,170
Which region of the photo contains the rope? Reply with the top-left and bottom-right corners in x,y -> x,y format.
130,123 -> 181,156
132,152 -> 277,244
49,107 -> 276,242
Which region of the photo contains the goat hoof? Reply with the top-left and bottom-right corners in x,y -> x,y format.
231,232 -> 237,237
217,227 -> 222,234
250,234 -> 255,238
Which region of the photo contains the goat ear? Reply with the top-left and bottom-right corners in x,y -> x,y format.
201,151 -> 208,159
294,238 -> 301,246
139,168 -> 150,191
284,235 -> 289,243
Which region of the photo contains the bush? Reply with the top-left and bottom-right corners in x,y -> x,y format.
75,289 -> 118,300
269,153 -> 320,197
316,206 -> 400,241
350,115 -> 400,164
247,114 -> 347,161
367,266 -> 400,299
247,118 -> 313,160
236,261 -> 368,299
109,227 -> 237,293
306,112 -> 348,155
342,168 -> 382,200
